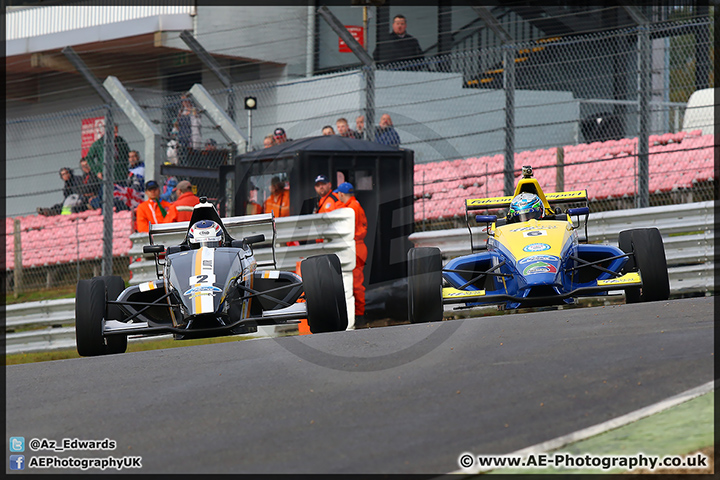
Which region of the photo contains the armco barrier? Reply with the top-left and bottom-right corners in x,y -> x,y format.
408,201 -> 714,296
6,204 -> 712,354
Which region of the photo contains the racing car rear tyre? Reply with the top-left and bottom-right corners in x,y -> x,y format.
302,254 -> 348,333
407,247 -> 443,323
99,276 -> 128,354
75,278 -> 109,357
618,228 -> 670,303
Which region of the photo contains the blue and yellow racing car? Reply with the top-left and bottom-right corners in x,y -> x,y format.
407,166 -> 670,322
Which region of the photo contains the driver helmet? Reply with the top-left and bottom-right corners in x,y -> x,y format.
188,220 -> 223,248
507,193 -> 544,223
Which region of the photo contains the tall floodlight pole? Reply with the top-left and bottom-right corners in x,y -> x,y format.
245,97 -> 257,152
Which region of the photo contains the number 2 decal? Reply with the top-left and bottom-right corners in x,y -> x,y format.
190,274 -> 215,285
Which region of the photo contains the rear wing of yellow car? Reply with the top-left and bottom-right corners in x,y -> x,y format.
465,190 -> 588,212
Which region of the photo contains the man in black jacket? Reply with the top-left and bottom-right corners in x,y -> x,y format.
373,14 -> 424,69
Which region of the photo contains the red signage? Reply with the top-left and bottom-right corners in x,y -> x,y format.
81,116 -> 106,157
339,26 -> 365,52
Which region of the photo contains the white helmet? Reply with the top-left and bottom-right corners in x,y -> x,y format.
188,220 -> 223,248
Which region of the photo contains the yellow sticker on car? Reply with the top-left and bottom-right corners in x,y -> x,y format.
443,287 -> 486,298
597,272 -> 642,286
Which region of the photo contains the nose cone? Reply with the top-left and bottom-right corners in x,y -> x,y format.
517,255 -> 562,288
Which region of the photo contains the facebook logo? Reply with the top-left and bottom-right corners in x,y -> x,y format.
9,455 -> 25,470
9,437 -> 24,452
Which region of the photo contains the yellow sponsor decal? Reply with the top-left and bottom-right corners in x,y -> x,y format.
466,190 -> 587,210
443,287 -> 486,298
545,190 -> 587,202
597,272 -> 641,286
466,196 -> 513,209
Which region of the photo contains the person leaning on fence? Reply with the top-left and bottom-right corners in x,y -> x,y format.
165,180 -> 200,223
372,14 -> 425,69
374,113 -> 401,146
334,182 -> 368,328
354,115 -> 366,140
263,176 -> 290,218
273,127 -> 292,144
135,180 -> 171,232
336,118 -> 358,139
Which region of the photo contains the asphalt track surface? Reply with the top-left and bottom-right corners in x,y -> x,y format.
5,296 -> 714,474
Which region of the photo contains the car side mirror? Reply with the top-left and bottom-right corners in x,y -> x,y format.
567,207 -> 589,216
244,234 -> 265,245
143,245 -> 165,254
475,215 -> 497,223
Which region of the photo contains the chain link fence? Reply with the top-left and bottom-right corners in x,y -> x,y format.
4,14 -> 713,295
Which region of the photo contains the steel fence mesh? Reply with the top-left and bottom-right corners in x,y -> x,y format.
4,13 -> 714,293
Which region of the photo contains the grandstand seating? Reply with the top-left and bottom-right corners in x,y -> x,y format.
413,132 -> 714,221
5,209 -> 135,270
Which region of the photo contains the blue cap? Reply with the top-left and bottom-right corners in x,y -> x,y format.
145,180 -> 160,190
336,182 -> 354,194
314,174 -> 329,184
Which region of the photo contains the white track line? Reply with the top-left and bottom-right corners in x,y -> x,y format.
444,379 -> 715,476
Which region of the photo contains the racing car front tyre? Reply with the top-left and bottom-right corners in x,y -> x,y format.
99,275 -> 128,354
76,278 -> 110,356
302,254 -> 349,333
407,247 -> 443,323
618,228 -> 670,303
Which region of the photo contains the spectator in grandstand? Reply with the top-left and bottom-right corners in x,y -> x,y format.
374,113 -> 401,146
83,124 -> 130,183
38,167 -> 85,216
263,135 -> 275,148
373,14 -> 425,69
135,180 -> 172,232
127,150 -> 145,192
336,117 -> 358,139
263,176 -> 290,218
322,125 -> 335,136
165,180 -> 200,223
160,177 -> 179,203
174,94 -> 202,163
79,159 -> 102,210
355,115 -> 366,140
273,127 -> 292,144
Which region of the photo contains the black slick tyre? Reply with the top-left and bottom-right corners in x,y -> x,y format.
99,275 -> 128,354
618,228 -> 670,303
302,254 -> 348,333
407,247 -> 443,323
75,278 -> 109,356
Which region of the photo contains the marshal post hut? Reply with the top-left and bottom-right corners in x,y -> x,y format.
219,135 -> 415,320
